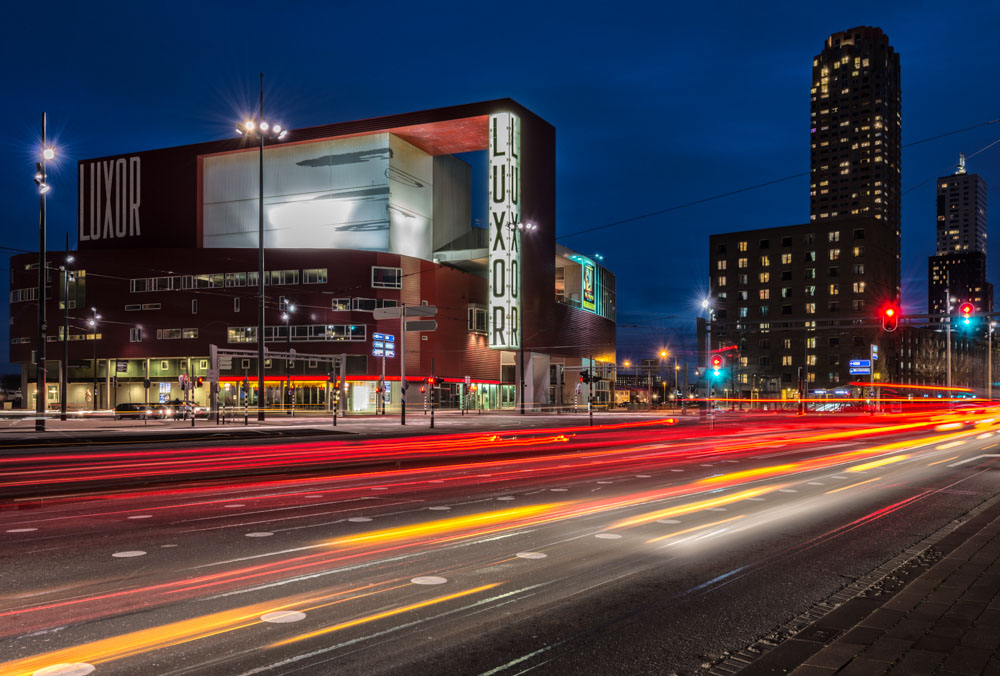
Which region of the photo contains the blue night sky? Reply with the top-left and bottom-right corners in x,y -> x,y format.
2,0 -> 999,372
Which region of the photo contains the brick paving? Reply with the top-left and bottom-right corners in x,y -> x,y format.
731,497 -> 1000,676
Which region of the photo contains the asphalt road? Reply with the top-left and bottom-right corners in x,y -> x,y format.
2,409 -> 1000,676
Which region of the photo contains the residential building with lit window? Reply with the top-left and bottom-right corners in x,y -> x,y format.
810,26 -> 901,297
9,100 -> 616,413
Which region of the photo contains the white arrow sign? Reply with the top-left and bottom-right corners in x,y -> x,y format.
948,454 -> 1000,467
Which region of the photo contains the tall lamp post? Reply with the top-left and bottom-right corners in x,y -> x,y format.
88,309 -> 100,410
59,254 -> 74,420
514,220 -> 536,415
237,73 -> 288,421
33,113 -> 56,431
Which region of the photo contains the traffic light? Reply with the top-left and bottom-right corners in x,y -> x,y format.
580,370 -> 590,384
196,376 -> 204,388
959,302 -> 974,325
420,386 -> 426,394
428,377 -> 436,386
710,355 -> 723,377
881,305 -> 899,332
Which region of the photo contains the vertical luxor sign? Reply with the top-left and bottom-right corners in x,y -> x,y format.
488,113 -> 521,350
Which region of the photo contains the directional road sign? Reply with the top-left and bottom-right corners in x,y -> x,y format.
405,320 -> 438,332
373,305 -> 438,320
849,359 -> 872,368
849,367 -> 871,375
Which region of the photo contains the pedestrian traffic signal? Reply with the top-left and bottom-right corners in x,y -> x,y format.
580,370 -> 591,383
881,305 -> 899,332
959,302 -> 974,325
420,386 -> 426,394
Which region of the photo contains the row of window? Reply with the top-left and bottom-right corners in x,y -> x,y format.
718,247 -> 865,270
716,264 -> 866,288
725,282 -> 865,301
128,267 -> 403,293
724,300 -> 866,317
10,287 -> 52,303
227,324 -> 368,344
724,229 -> 865,254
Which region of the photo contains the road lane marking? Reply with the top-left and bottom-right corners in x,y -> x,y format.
825,477 -> 881,495
646,515 -> 745,544
595,533 -> 622,539
936,441 -> 965,450
411,576 -> 448,585
928,456 -> 959,466
261,610 -> 306,623
949,454 -> 1000,467
111,550 -> 146,558
515,552 -> 547,559
246,532 -> 274,537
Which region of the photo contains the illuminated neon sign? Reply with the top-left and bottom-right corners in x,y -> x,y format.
488,112 -> 521,350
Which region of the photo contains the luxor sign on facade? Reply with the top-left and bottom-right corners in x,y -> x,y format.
488,112 -> 521,350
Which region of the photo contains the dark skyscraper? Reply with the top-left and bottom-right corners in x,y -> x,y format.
810,26 -> 901,296
929,155 -> 992,318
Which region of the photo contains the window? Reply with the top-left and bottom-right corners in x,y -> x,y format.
717,276 -> 727,287
782,305 -> 792,315
853,264 -> 864,275
125,304 -> 141,311
804,234 -> 815,245
372,266 -> 402,289
267,270 -> 300,286
759,289 -> 770,300
781,253 -> 792,264
853,246 -> 864,257
738,274 -> 748,285
129,278 -> 148,293
760,255 -> 770,267
759,339 -> 769,349
759,272 -> 770,283
781,270 -> 792,281
242,359 -> 251,369
782,236 -> 793,247
828,301 -> 839,312
234,297 -> 240,312
332,298 -> 351,311
739,307 -> 748,318
129,328 -> 142,343
192,299 -> 198,314
782,338 -> 791,349
807,355 -> 817,366
852,299 -> 865,311
782,355 -> 792,366
829,248 -> 841,260
759,306 -> 769,316
160,360 -> 169,370
157,328 -> 182,340
141,303 -> 161,310
852,281 -> 865,294
183,329 -> 198,339
828,231 -> 840,242
227,327 -> 257,343
805,303 -> 816,314
829,284 -> 839,295
265,359 -> 272,369
738,241 -> 748,252
225,272 -> 247,287
807,337 -> 817,349
804,268 -> 816,279
737,290 -> 748,301
804,251 -> 816,262
468,306 -> 487,334
759,239 -> 770,249
717,260 -> 727,270
199,359 -> 208,369
303,268 -> 328,284
716,243 -> 727,254
782,287 -> 793,298
853,228 -> 865,240
738,258 -> 748,268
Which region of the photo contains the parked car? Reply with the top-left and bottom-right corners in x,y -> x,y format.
114,402 -> 152,420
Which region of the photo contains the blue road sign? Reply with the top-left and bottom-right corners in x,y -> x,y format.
849,359 -> 872,368
849,367 -> 871,375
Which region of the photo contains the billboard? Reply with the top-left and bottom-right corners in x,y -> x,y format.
488,113 -> 521,350
582,262 -> 596,312
202,134 -> 434,259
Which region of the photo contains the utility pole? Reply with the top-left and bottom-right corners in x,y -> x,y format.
61,234 -> 71,421
35,112 -> 50,432
400,303 -> 406,426
945,281 -> 952,394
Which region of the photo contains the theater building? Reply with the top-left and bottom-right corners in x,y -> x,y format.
9,99 -> 616,413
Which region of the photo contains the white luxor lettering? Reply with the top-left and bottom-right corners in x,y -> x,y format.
488,112 -> 521,350
79,164 -> 88,241
80,156 -> 142,241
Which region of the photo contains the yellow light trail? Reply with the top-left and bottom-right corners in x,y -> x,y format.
0,583 -> 386,676
326,504 -> 565,547
609,485 -> 785,530
847,455 -> 909,472
928,456 -> 959,467
936,441 -> 965,450
269,583 -> 502,648
825,477 -> 882,495
697,465 -> 798,484
645,515 -> 746,544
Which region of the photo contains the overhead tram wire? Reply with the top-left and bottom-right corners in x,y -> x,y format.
556,116 -> 1000,242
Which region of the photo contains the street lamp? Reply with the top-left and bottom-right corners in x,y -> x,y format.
513,220 -> 536,414
88,309 -> 100,411
282,304 -> 295,413
236,73 -> 288,421
59,254 -> 74,421
34,113 -> 56,431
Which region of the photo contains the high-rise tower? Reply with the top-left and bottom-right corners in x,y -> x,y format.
810,27 -> 901,294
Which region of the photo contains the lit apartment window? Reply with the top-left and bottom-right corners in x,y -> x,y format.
738,241 -> 748,252
781,253 -> 792,264
739,307 -> 748,318
759,289 -> 770,300
717,276 -> 726,287
738,258 -> 748,268
829,249 -> 841,260
806,337 -> 816,349
807,355 -> 817,366
853,281 -> 865,294
829,284 -> 839,295
805,303 -> 816,314
717,260 -> 727,270
782,338 -> 791,349
853,246 -> 864,257
760,255 -> 770,267
759,272 -> 770,283
828,231 -> 840,242
129,328 -> 142,343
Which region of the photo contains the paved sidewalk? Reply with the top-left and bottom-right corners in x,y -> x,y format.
728,493 -> 1000,676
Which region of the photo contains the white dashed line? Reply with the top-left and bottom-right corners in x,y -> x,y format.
224,504 -> 246,508
246,532 -> 274,538
261,610 -> 306,623
371,487 -> 388,491
707,507 -> 727,512
746,498 -> 765,501
6,528 -> 38,533
112,550 -> 146,558
347,517 -> 373,523
656,519 -> 681,524
127,515 -> 153,520
496,496 -> 515,501
550,488 -> 569,492
778,489 -> 798,493
596,481 -> 614,484
670,469 -> 685,472
635,474 -> 651,478
595,533 -> 622,539
515,552 -> 547,559
32,663 -> 96,676
411,576 -> 448,585
428,506 -> 451,511
807,482 -> 824,486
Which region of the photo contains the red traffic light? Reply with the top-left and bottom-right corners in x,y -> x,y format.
196,376 -> 204,388
959,302 -> 974,317
881,304 -> 900,332
420,386 -> 426,393
710,355 -> 723,369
